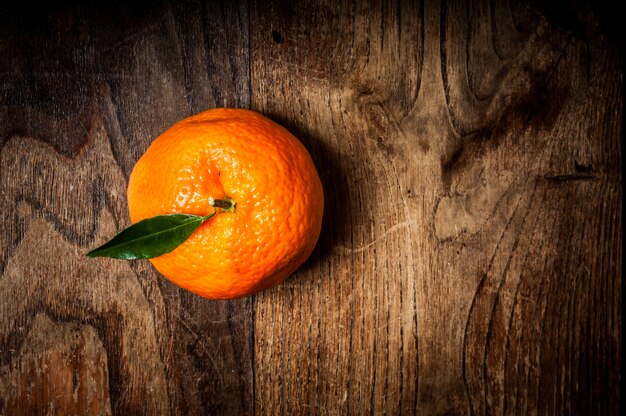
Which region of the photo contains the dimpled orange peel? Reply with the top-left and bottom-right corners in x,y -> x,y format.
94,108 -> 324,299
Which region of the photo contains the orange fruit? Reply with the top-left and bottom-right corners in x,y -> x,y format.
127,109 -> 324,299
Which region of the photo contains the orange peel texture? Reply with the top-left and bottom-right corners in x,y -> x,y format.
127,109 -> 324,299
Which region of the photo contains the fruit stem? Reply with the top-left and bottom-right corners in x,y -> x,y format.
208,196 -> 236,213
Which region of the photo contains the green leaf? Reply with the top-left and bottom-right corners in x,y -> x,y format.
86,212 -> 215,260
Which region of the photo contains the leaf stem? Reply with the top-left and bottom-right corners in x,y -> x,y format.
208,196 -> 236,212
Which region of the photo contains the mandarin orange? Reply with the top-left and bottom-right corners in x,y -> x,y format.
127,108 -> 324,299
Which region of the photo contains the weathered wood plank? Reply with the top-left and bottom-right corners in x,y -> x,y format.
251,1 -> 425,414
251,0 -> 621,414
0,2 -> 253,415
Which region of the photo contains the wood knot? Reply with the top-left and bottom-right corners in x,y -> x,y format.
271,30 -> 284,44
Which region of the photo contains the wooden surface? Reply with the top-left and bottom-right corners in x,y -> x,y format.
0,0 -> 621,414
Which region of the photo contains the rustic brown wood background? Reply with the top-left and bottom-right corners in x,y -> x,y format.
0,0 -> 621,414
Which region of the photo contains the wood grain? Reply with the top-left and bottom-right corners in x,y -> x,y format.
1,2 -> 253,415
1,0 -> 621,414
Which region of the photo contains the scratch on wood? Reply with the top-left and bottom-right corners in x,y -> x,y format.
335,220 -> 417,253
